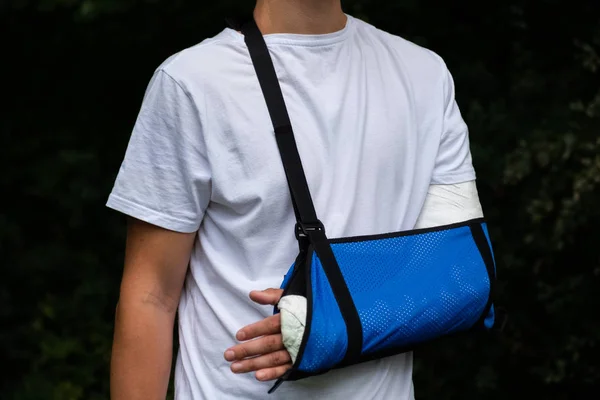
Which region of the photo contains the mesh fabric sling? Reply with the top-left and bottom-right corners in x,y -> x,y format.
227,18 -> 497,394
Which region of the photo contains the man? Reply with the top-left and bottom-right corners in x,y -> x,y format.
107,0 -> 478,399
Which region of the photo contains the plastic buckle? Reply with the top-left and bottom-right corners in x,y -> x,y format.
295,220 -> 325,240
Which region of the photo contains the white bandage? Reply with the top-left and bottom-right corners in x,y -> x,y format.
278,295 -> 307,364
277,181 -> 484,362
414,181 -> 483,229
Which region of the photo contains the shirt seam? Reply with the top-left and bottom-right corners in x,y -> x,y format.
431,168 -> 476,180
107,193 -> 200,230
223,15 -> 355,48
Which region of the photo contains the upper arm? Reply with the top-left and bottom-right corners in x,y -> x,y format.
120,218 -> 196,313
431,62 -> 476,185
106,68 -> 211,234
107,67 -> 211,310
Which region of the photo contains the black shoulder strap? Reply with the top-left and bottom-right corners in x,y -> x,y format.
230,17 -> 364,371
236,18 -> 320,230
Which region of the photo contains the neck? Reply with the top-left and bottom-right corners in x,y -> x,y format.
254,0 -> 346,35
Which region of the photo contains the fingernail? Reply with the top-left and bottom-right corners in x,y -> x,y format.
224,350 -> 235,361
256,371 -> 266,380
231,362 -> 242,372
237,331 -> 246,341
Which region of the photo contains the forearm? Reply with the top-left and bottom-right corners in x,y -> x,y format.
110,291 -> 177,400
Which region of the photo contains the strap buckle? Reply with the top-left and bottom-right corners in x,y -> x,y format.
295,220 -> 325,240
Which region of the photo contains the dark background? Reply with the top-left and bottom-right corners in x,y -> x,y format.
2,0 -> 599,399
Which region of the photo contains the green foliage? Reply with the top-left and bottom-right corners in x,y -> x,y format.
2,0 -> 599,399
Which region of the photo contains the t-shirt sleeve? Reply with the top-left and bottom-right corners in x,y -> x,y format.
430,64 -> 476,185
106,69 -> 211,233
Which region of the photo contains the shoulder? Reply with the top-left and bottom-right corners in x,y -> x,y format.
351,16 -> 449,86
150,29 -> 247,96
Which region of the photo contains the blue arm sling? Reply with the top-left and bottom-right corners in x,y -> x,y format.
229,17 -> 497,394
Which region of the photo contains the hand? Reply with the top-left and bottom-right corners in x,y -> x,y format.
224,289 -> 293,381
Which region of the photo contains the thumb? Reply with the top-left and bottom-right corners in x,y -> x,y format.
250,288 -> 284,306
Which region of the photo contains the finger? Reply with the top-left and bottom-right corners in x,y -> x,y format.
249,288 -> 284,306
236,314 -> 281,341
256,363 -> 293,382
230,349 -> 291,374
224,334 -> 284,361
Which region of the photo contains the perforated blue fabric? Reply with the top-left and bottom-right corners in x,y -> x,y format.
296,223 -> 493,373
297,251 -> 348,372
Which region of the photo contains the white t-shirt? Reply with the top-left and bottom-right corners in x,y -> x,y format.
107,14 -> 475,400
